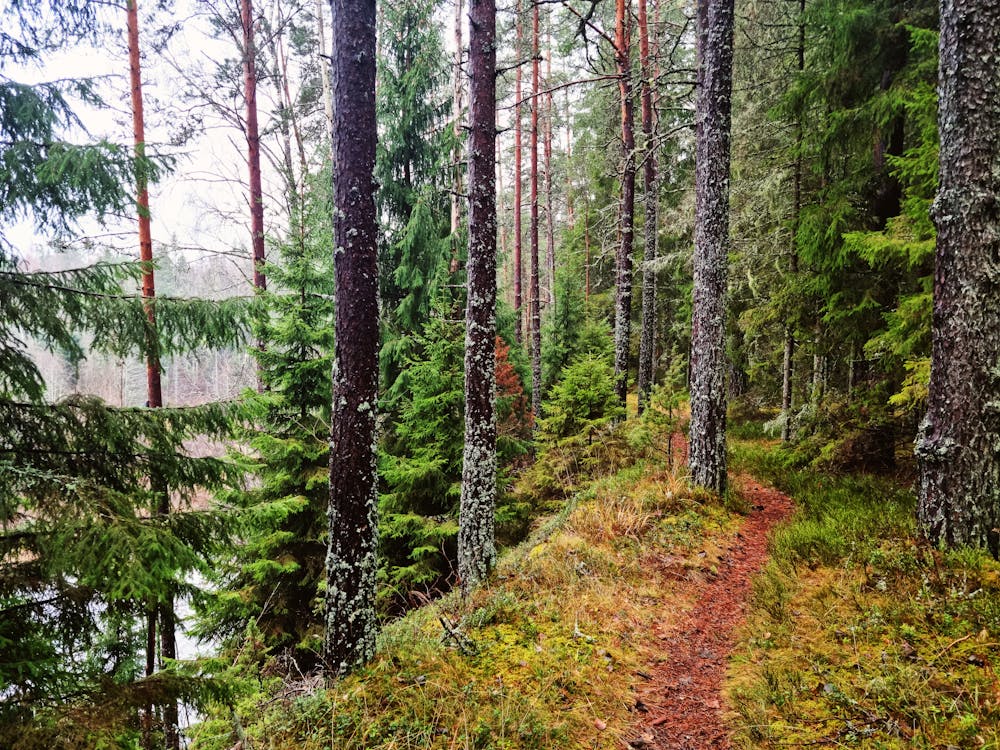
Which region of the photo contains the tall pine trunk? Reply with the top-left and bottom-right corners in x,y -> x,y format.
314,0 -> 333,139
529,1 -> 542,419
612,0 -> 636,408
451,0 -> 464,237
780,0 -> 805,443
242,0 -> 265,292
543,23 -> 555,310
916,0 -> 1000,552
636,0 -> 657,414
688,0 -> 734,495
513,0 -> 523,343
127,5 -> 176,747
458,0 -> 498,592
323,0 -> 379,678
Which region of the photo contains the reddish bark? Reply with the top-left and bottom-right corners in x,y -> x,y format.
127,4 -> 176,746
127,0 -> 161,413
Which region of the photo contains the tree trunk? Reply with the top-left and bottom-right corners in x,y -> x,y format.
314,0 -> 333,140
127,5 -> 175,747
780,0 -> 804,443
529,1 -> 542,419
458,0 -> 498,593
543,23 -> 555,311
513,0 -> 523,343
323,0 -> 379,678
451,0 -> 464,237
612,0 -> 636,409
916,0 -> 1000,553
242,0 -> 265,293
780,330 -> 794,441
688,0 -> 734,495
636,0 -> 657,415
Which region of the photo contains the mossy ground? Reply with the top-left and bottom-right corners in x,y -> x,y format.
727,437 -> 1000,749
192,416 -> 741,750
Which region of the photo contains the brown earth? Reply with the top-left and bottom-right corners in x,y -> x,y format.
629,471 -> 795,749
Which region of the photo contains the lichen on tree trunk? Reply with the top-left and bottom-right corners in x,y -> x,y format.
636,0 -> 657,415
323,0 -> 379,678
613,0 -> 636,409
688,0 -> 734,495
458,0 -> 498,592
917,0 -> 1000,553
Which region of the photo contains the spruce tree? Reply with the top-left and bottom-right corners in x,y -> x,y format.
0,4 -> 247,744
203,169 -> 334,667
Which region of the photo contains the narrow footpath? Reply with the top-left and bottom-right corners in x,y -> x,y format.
630,476 -> 795,749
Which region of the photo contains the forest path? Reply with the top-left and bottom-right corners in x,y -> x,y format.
629,473 -> 794,749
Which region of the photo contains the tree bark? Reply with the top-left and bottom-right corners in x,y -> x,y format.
458,0 -> 498,593
916,0 -> 1000,553
636,0 -> 657,415
529,0 -> 542,419
127,5 -> 176,747
323,0 -> 379,678
688,0 -> 734,495
543,21 -> 555,311
513,0 -> 523,343
612,0 -> 636,409
451,0 -> 464,237
314,0 -> 333,141
780,0 -> 804,443
242,0 -> 266,294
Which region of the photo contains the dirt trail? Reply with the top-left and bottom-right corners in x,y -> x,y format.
630,475 -> 794,749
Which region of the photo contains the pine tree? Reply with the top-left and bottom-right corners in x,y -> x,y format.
917,0 -> 1000,551
458,0 -> 499,593
0,3 -> 247,744
323,0 -> 380,678
612,0 -> 636,409
689,0 -> 735,494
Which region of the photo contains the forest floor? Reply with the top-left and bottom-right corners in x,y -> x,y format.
209,426 -> 1000,750
631,475 -> 794,749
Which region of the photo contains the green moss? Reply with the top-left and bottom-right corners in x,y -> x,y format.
727,436 -> 1000,750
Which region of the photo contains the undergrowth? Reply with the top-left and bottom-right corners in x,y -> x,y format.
727,437 -> 1000,749
192,412 -> 740,749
